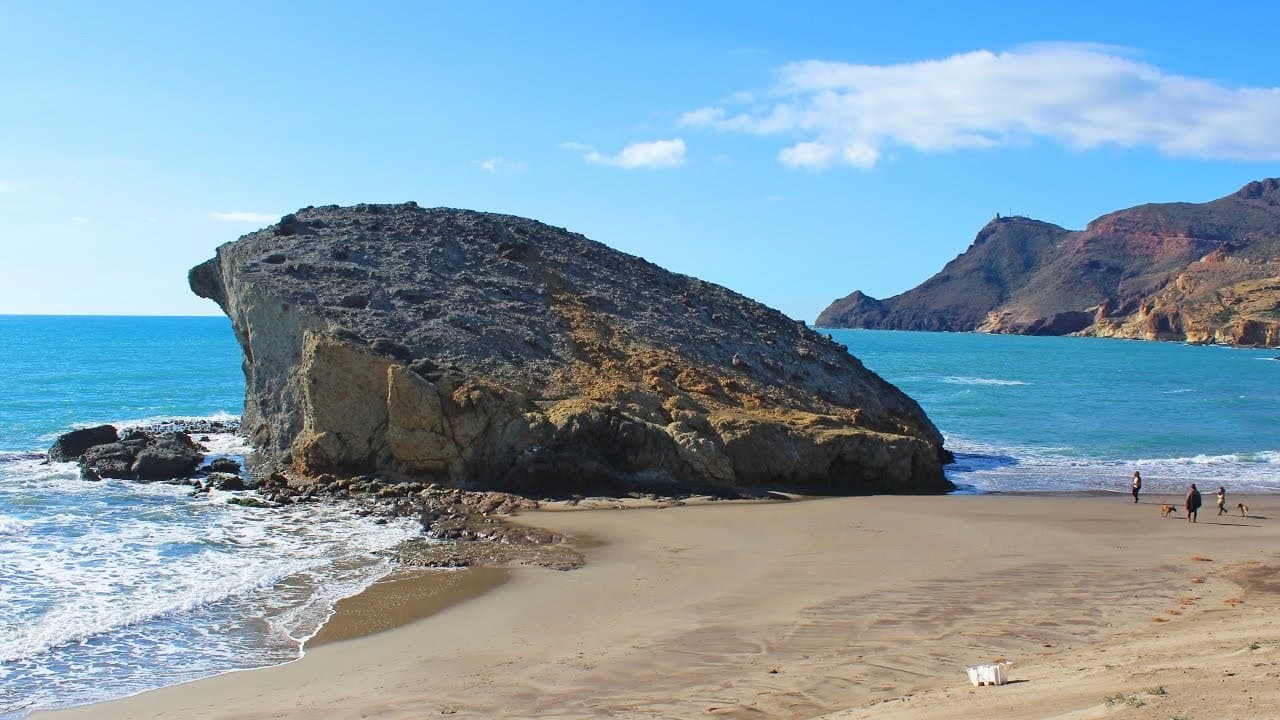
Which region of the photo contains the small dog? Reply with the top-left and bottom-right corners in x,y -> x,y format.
1160,503 -> 1176,518
1237,502 -> 1249,517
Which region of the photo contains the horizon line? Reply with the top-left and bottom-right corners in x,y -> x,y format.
0,312 -> 228,319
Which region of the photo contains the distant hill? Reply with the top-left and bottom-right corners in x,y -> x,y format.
816,178 -> 1280,347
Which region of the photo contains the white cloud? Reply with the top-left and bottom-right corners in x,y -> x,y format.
678,107 -> 725,127
211,211 -> 278,223
563,139 -> 686,169
476,156 -> 527,173
680,44 -> 1280,169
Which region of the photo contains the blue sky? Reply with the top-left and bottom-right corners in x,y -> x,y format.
2,1 -> 1278,319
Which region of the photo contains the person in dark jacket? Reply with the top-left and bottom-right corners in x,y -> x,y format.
1186,484 -> 1202,523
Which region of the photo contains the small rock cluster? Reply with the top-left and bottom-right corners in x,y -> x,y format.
254,471 -> 541,539
247,470 -> 582,569
48,421 -> 250,488
48,420 -> 582,571
51,423 -> 214,482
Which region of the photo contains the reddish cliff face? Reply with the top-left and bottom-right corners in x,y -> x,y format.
818,179 -> 1280,347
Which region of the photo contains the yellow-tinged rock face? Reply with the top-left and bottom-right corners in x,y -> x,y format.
294,336 -> 391,472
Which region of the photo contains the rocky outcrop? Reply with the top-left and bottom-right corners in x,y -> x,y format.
130,432 -> 204,480
818,179 -> 1280,347
47,425 -> 119,462
49,422 -> 225,482
191,204 -> 953,496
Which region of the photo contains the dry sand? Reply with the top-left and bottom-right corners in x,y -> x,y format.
41,494 -> 1279,720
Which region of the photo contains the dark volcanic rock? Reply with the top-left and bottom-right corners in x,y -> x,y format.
75,429 -> 206,482
131,432 -> 203,480
190,204 -> 953,496
206,457 -> 243,474
206,472 -> 248,490
79,443 -> 135,479
48,425 -> 120,462
818,179 -> 1280,347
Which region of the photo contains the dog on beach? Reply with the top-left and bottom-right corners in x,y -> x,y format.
1160,503 -> 1176,518
1237,502 -> 1249,517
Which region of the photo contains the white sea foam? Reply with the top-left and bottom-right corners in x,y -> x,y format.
193,431 -> 252,457
943,435 -> 1280,494
0,454 -> 419,715
0,497 -> 415,663
940,376 -> 1028,386
1133,450 -> 1280,467
0,514 -> 25,536
33,411 -> 242,445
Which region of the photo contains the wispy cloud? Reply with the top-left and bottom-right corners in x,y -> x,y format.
562,138 -> 686,169
0,180 -> 14,193
211,211 -> 278,223
679,43 -> 1280,170
476,157 -> 527,174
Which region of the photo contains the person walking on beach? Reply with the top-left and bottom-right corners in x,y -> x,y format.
1186,483 -> 1202,523
1131,471 -> 1142,503
1216,485 -> 1227,516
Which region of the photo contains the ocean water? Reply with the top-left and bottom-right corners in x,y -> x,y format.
1,318 -> 1276,715
0,317 -> 418,717
831,329 -> 1280,494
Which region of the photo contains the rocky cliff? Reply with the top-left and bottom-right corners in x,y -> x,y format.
191,204 -> 953,496
817,179 -> 1280,347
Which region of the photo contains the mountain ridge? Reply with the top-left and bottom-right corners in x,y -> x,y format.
817,178 -> 1280,347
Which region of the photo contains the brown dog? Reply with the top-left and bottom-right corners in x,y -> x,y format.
1238,502 -> 1249,517
1160,503 -> 1176,518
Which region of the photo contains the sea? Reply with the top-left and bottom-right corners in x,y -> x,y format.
0,316 -> 419,717
0,316 -> 1276,715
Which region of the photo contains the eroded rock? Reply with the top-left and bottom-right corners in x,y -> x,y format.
48,425 -> 119,462
191,204 -> 953,495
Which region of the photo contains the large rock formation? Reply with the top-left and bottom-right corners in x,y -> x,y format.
191,204 -> 953,496
817,178 -> 1280,347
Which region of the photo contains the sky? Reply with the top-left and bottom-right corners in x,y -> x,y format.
2,1 -> 1279,320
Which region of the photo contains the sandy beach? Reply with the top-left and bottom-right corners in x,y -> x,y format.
42,493 -> 1279,720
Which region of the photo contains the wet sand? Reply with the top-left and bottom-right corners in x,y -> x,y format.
307,566 -> 509,647
41,493 -> 1280,720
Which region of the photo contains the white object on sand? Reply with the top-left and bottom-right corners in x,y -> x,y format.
965,662 -> 1008,686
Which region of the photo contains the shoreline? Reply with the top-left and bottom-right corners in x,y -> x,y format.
305,565 -> 510,648
37,492 -> 1279,719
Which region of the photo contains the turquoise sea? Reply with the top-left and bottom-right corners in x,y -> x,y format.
830,329 -> 1279,494
0,317 -> 418,717
0,316 -> 1276,715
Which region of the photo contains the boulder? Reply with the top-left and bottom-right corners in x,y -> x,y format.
205,472 -> 247,491
130,432 -> 203,481
207,457 -> 243,474
79,442 -> 137,479
190,204 -> 953,496
227,496 -> 274,508
48,425 -> 119,462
